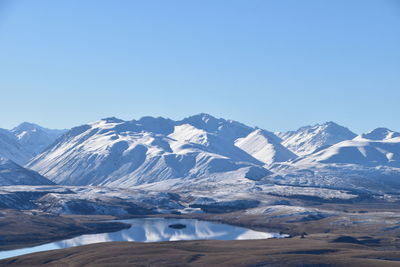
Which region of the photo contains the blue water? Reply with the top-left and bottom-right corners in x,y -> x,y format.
0,218 -> 286,260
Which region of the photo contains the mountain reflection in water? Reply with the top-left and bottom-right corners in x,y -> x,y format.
0,218 -> 287,260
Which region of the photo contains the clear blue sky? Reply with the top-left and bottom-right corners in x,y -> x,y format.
0,0 -> 399,133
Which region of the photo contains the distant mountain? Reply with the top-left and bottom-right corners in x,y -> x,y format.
0,157 -> 54,186
357,128 -> 400,141
296,139 -> 400,167
0,128 -> 32,165
0,123 -> 66,165
269,129 -> 400,192
295,128 -> 400,167
235,129 -> 297,164
28,114 -> 270,186
276,122 -> 357,156
11,122 -> 67,156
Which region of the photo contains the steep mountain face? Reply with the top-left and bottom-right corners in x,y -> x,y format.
276,122 -> 357,156
11,122 -> 67,156
0,157 -> 54,186
235,129 -> 297,164
28,115 -> 270,187
0,128 -> 32,165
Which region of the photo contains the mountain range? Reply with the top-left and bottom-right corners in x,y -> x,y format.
1,114 -> 400,193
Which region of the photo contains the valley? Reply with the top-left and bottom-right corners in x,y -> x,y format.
1,200 -> 400,266
0,114 -> 399,266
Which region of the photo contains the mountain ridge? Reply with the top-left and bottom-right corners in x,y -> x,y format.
276,122 -> 357,156
27,115 -> 269,186
25,114 -> 400,194
1,114 -> 399,194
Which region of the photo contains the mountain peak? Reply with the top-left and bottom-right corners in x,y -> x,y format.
277,122 -> 356,156
360,127 -> 400,141
100,117 -> 125,124
194,113 -> 217,119
297,121 -> 346,132
10,122 -> 67,158
180,113 -> 253,142
13,122 -> 43,132
182,113 -> 219,125
320,121 -> 340,127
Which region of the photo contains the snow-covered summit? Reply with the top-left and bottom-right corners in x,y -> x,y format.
180,113 -> 253,141
11,122 -> 67,157
356,128 -> 400,141
0,123 -> 66,165
276,121 -> 357,156
27,115 -> 269,187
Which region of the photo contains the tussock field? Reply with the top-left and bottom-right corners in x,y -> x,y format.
2,236 -> 400,267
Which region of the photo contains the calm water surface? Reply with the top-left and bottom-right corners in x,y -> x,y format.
0,218 -> 287,260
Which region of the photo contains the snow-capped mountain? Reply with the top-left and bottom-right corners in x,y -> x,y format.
276,122 -> 357,156
27,114 -> 270,187
294,129 -> 400,167
269,128 -> 400,193
0,123 -> 66,165
0,128 -> 32,165
11,122 -> 67,156
356,128 -> 400,141
0,157 -> 54,186
235,129 -> 297,164
19,114 -> 400,193
179,113 -> 253,142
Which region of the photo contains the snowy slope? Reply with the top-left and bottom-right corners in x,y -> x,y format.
270,161 -> 400,193
295,132 -> 400,168
28,115 -> 270,187
268,129 -> 400,192
276,122 -> 357,156
25,115 -> 400,193
0,128 -> 32,165
0,157 -> 54,186
235,129 -> 297,164
11,122 -> 67,156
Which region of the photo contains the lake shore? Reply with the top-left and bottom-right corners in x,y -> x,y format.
1,202 -> 400,266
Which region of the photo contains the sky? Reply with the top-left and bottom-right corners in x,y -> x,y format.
0,0 -> 399,133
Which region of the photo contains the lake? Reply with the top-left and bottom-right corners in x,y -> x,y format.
0,218 -> 287,260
